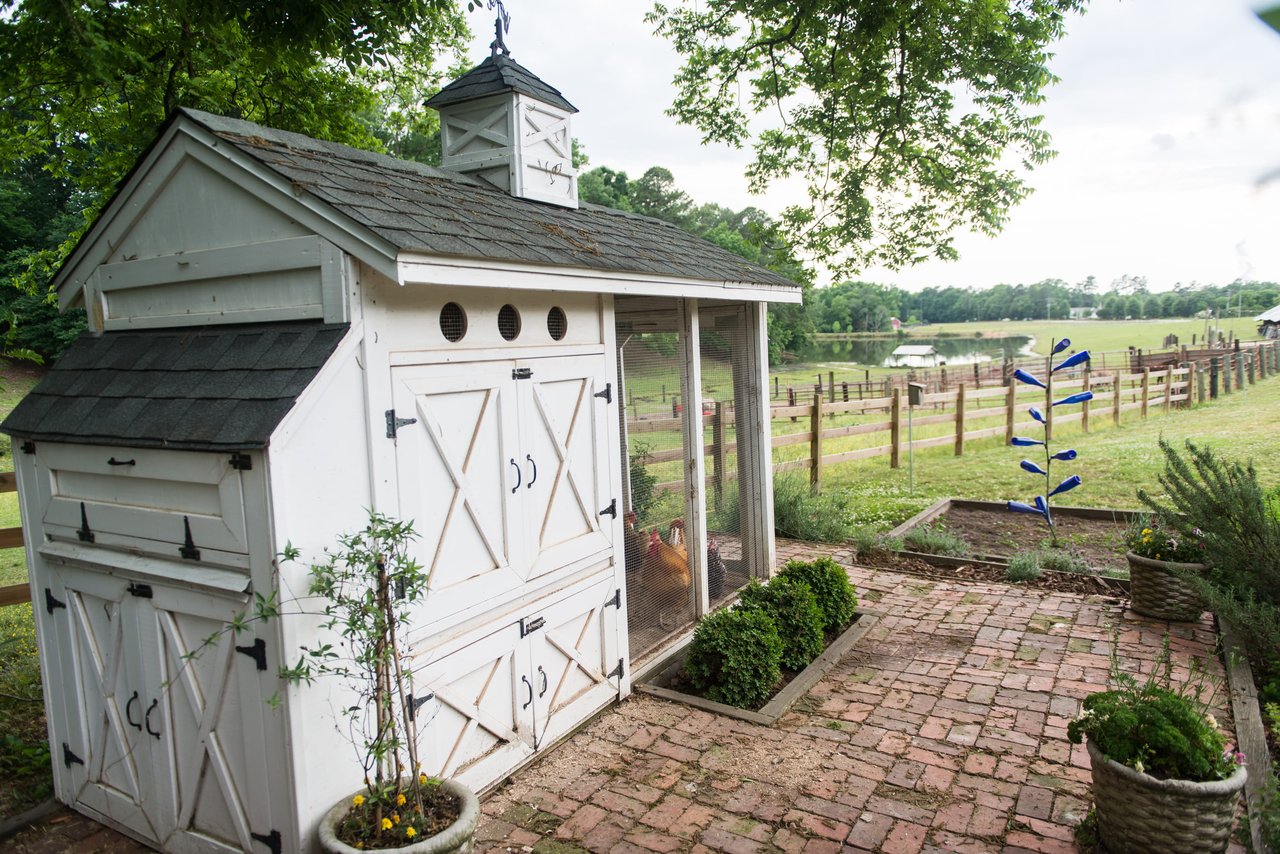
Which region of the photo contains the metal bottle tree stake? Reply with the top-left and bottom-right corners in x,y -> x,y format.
1006,338 -> 1092,546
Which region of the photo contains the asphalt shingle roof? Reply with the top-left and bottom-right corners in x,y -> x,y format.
424,54 -> 577,113
182,109 -> 797,290
1,322 -> 348,450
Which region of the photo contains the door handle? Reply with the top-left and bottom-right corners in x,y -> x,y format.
526,454 -> 537,489
144,698 -> 160,739
538,665 -> 547,697
125,691 -> 142,730
510,458 -> 522,493
521,675 -> 533,709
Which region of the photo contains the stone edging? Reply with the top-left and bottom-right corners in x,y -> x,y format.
1220,618 -> 1275,854
635,609 -> 883,725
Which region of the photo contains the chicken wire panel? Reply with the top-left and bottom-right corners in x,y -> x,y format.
699,304 -> 755,608
615,297 -> 695,662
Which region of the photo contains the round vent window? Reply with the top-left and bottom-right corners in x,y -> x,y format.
547,306 -> 568,341
498,304 -> 521,341
439,302 -> 467,342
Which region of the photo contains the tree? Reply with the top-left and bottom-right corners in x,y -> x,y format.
649,0 -> 1086,275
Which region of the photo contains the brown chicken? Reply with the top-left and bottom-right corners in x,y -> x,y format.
624,513 -> 692,627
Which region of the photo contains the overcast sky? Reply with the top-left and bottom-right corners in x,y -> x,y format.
462,1 -> 1280,292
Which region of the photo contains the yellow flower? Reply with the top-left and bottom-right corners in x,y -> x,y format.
381,818 -> 393,831
352,795 -> 365,807
396,793 -> 406,807
405,828 -> 417,839
392,812 -> 400,825
419,773 -> 428,786
1142,528 -> 1152,535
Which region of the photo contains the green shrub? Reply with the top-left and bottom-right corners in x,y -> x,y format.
850,528 -> 902,559
902,524 -> 969,557
778,557 -> 857,633
772,475 -> 857,543
738,577 -> 823,670
1005,553 -> 1043,583
684,606 -> 782,709
1038,549 -> 1088,575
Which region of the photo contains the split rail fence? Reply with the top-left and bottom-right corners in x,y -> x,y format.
0,473 -> 27,608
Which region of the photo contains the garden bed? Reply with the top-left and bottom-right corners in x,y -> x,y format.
636,609 -> 882,725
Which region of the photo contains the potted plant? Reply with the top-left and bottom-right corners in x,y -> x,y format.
1067,640 -> 1246,853
294,512 -> 480,853
1124,515 -> 1208,621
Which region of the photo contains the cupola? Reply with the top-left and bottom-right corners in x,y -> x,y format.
426,35 -> 579,208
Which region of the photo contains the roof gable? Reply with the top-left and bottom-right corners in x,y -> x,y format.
425,54 -> 577,113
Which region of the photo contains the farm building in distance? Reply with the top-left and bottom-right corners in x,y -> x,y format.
889,344 -> 941,367
1257,305 -> 1280,338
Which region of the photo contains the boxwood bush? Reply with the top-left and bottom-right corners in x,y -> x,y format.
684,606 -> 782,709
778,557 -> 858,633
738,576 -> 824,670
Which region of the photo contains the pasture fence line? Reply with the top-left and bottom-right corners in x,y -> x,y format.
0,473 -> 27,608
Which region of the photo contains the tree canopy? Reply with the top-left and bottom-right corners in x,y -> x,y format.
649,0 -> 1086,275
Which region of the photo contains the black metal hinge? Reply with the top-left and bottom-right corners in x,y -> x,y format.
520,615 -> 546,637
76,502 -> 94,543
598,498 -> 617,519
594,383 -> 612,404
607,658 -> 624,680
45,588 -> 65,615
250,829 -> 282,854
512,367 -> 533,380
180,516 -> 200,561
229,452 -> 253,471
407,692 -> 434,721
236,638 -> 268,671
19,441 -> 35,454
127,582 -> 152,599
385,409 -> 418,439
604,588 -> 621,609
62,742 -> 84,768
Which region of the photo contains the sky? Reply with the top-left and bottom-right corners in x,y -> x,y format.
459,1 -> 1280,292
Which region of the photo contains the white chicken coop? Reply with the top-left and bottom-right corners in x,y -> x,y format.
3,53 -> 800,853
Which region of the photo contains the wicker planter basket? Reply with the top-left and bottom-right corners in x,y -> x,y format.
1126,551 -> 1206,622
1087,740 -> 1246,854
318,779 -> 480,854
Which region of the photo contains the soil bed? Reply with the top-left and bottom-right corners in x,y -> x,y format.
853,548 -> 1128,597
937,504 -> 1131,573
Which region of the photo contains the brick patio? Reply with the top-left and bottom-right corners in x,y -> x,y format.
7,542 -> 1243,853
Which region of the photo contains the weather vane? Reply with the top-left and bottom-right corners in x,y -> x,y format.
488,0 -> 511,57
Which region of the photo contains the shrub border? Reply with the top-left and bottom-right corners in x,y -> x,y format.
1220,617 -> 1276,854
635,609 -> 882,725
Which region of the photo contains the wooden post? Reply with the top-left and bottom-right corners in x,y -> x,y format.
1081,369 -> 1090,433
1163,369 -> 1172,415
810,392 -> 823,492
954,383 -> 966,456
890,388 -> 902,469
1210,358 -> 1220,399
842,381 -> 848,402
1004,378 -> 1016,446
1140,368 -> 1150,418
828,371 -> 836,403
672,397 -> 680,418
1191,361 -> 1202,406
1113,373 -> 1122,426
973,363 -> 981,389
788,386 -> 797,422
712,402 -> 726,510
1238,353 -> 1246,389
773,375 -> 779,398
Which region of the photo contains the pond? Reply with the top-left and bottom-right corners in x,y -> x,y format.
798,335 -> 1032,367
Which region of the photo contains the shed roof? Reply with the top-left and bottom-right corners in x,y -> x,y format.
892,345 -> 938,356
180,109 -> 796,290
1256,305 -> 1280,323
424,54 -> 577,113
1,321 -> 348,451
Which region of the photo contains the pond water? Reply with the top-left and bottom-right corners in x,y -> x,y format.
798,335 -> 1033,368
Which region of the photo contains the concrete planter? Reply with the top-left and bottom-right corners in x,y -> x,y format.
318,780 -> 479,854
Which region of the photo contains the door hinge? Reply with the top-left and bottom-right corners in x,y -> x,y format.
594,382 -> 612,404
180,516 -> 201,561
229,452 -> 253,471
520,615 -> 546,637
385,409 -> 418,439
62,742 -> 84,768
251,829 -> 282,854
45,588 -> 65,615
236,638 -> 268,671
19,441 -> 35,454
407,692 -> 434,721
599,498 -> 617,519
127,582 -> 153,599
76,501 -> 94,543
607,658 -> 624,680
604,588 -> 621,609
512,367 -> 533,380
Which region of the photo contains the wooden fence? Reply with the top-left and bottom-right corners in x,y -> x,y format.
0,472 -> 27,608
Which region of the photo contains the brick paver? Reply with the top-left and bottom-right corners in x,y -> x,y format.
6,543 -> 1245,853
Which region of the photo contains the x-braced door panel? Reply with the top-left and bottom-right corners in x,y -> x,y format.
393,364 -> 523,620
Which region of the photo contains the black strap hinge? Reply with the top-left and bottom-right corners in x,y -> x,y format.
385,409 -> 418,439
236,638 -> 268,671
407,692 -> 434,721
607,658 -> 624,680
594,383 -> 612,404
250,829 -> 282,854
229,452 -> 253,471
599,498 -> 617,519
604,588 -> 621,609
76,502 -> 94,543
127,582 -> 152,599
512,367 -> 533,380
520,615 -> 546,637
180,516 -> 200,561
62,742 -> 84,768
19,441 -> 35,454
45,588 -> 66,615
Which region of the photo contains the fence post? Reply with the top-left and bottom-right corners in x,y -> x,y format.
1193,361 -> 1203,406
828,371 -> 836,403
788,386 -> 797,422
810,392 -> 823,492
1140,367 -> 1150,418
1004,378 -> 1016,446
1225,355 -> 1235,394
1163,369 -> 1172,415
1238,353 -> 1247,389
1113,373 -> 1122,426
712,402 -> 726,510
973,363 -> 981,389
1257,349 -> 1266,381
954,384 -> 966,456
1081,370 -> 1091,433
842,381 -> 848,402
890,388 -> 902,469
